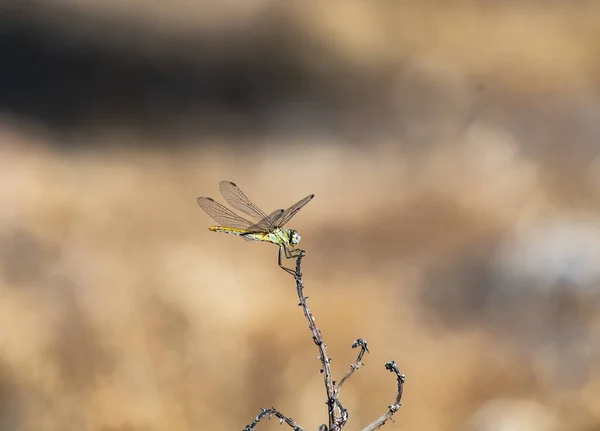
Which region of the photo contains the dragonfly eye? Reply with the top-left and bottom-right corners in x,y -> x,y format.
289,230 -> 301,246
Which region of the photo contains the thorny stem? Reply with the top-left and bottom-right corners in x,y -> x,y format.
337,338 -> 369,391
243,407 -> 303,431
361,360 -> 405,431
292,251 -> 340,430
242,251 -> 405,431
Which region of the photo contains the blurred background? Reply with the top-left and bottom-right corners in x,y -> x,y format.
1,0 -> 600,430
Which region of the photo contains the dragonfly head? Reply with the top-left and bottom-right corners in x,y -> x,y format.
288,230 -> 301,246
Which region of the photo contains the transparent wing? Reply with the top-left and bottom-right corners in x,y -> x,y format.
273,194 -> 315,228
219,181 -> 268,222
197,197 -> 254,230
248,208 -> 284,232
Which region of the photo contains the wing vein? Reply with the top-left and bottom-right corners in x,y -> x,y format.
196,197 -> 254,230
219,181 -> 269,222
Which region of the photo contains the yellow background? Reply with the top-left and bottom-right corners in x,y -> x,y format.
0,1 -> 599,430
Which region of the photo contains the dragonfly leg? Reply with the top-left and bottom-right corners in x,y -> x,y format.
290,248 -> 303,258
278,245 -> 296,275
285,246 -> 304,259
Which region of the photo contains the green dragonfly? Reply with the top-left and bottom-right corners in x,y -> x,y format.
197,181 -> 314,274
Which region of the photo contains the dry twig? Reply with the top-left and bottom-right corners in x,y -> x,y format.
361,360 -> 405,431
242,251 -> 405,431
243,407 -> 303,431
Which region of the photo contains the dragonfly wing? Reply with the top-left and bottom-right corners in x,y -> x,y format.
248,208 -> 284,232
274,194 -> 315,228
197,197 -> 254,230
219,181 -> 268,222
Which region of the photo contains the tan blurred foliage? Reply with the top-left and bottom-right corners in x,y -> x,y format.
1,1 -> 600,430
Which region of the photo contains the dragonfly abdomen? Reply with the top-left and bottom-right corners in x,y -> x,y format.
209,226 -> 247,236
209,226 -> 268,242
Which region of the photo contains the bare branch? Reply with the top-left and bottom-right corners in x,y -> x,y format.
360,361 -> 405,431
242,251 -> 405,431
337,338 -> 369,391
243,407 -> 303,431
291,251 -> 339,429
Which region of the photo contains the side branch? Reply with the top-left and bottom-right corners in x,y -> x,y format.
243,407 -> 303,431
337,338 -> 369,391
361,360 -> 405,431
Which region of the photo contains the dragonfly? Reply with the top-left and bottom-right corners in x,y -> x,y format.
197,181 -> 314,274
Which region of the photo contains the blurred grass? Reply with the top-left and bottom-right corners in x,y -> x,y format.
1,1 -> 600,430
